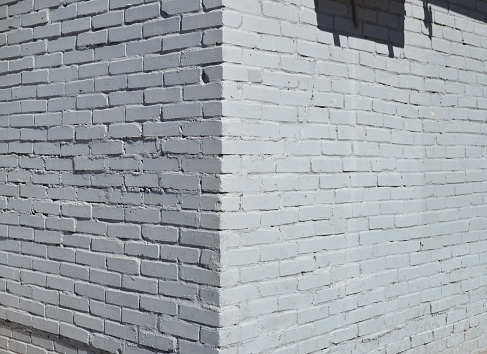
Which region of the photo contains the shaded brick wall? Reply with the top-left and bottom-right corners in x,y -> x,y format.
0,0 -> 224,352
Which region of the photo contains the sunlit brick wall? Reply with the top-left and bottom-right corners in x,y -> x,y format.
217,0 -> 487,352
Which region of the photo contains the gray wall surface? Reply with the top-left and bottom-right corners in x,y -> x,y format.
2,0 -> 487,353
0,0 -> 224,352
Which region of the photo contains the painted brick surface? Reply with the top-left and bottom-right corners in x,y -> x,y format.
3,0 -> 487,353
217,0 -> 487,353
0,0 -> 224,353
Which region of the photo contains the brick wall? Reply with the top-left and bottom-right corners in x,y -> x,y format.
3,0 -> 487,353
218,0 -> 487,353
0,0 -> 223,352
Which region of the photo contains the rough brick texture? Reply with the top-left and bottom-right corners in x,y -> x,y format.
0,0 -> 223,353
217,0 -> 487,353
3,0 -> 487,353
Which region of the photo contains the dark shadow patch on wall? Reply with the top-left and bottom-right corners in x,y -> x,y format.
427,0 -> 487,23
314,0 -> 406,51
314,0 -> 487,52
424,0 -> 433,38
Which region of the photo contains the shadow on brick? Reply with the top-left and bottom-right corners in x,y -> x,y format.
314,0 -> 406,52
315,0 -> 487,53
425,0 -> 487,25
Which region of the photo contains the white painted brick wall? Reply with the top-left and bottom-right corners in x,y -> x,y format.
3,0 -> 487,353
217,0 -> 487,353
